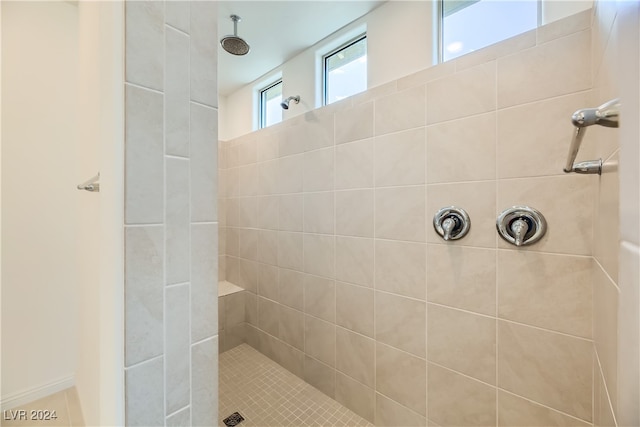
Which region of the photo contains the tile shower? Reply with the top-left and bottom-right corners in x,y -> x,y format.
218,8 -> 623,427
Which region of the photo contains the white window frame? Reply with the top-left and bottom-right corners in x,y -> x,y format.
258,79 -> 283,129
321,33 -> 367,106
438,0 -> 542,63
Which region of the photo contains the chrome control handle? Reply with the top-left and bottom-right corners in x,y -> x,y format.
510,219 -> 529,247
433,207 -> 470,241
497,206 -> 546,247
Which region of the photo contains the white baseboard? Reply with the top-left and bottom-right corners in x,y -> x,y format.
1,376 -> 75,411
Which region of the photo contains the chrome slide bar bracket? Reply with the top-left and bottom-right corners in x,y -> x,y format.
564,98 -> 619,175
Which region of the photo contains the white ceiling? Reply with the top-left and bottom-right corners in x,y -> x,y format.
217,1 -> 386,96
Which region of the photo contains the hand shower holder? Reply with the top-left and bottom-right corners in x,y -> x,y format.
563,98 -> 620,175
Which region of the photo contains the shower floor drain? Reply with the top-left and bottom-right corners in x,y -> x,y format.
223,412 -> 245,426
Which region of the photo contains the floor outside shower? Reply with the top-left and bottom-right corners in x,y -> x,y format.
220,344 -> 373,427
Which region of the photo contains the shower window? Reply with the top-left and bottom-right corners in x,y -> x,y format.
441,0 -> 538,62
323,35 -> 367,105
259,79 -> 283,128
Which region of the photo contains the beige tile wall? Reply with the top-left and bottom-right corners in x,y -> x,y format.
220,10 -> 599,427
124,2 -> 219,426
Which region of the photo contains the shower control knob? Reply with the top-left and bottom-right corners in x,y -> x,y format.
433,207 -> 470,241
496,206 -> 547,247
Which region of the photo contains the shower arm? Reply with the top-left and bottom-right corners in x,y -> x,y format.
563,98 -> 620,175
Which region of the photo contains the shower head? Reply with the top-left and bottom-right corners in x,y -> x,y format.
221,15 -> 250,56
280,95 -> 300,110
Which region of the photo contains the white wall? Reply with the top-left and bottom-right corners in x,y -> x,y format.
1,0 -> 79,404
1,3 -> 125,422
75,1 -> 125,425
219,0 -> 593,141
220,1 -> 433,140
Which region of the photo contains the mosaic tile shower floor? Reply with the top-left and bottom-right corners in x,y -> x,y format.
219,344 -> 373,427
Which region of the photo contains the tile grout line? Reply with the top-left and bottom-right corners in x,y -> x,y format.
372,95 -> 378,415
161,8 -> 168,423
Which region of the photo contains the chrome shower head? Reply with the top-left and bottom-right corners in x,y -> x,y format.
280,95 -> 300,110
221,15 -> 250,56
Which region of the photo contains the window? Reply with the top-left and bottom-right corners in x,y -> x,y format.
323,35 -> 367,105
441,0 -> 538,62
259,80 -> 283,128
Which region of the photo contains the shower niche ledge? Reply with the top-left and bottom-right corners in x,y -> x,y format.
218,280 -> 247,353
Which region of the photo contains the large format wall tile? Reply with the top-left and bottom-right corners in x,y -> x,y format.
278,268 -> 304,311
125,226 -> 164,367
190,104 -> 218,222
426,113 -> 496,183
125,1 -> 164,91
427,61 -> 496,124
376,343 -> 426,416
305,315 -> 336,367
304,192 -> 335,235
304,355 -> 335,398
498,390 -> 590,426
304,274 -> 335,322
336,372 -> 375,423
618,242 -> 640,426
497,175 -> 593,255
125,357 -> 164,427
498,30 -> 591,108
165,27 -> 190,157
278,231 -> 303,271
192,337 -> 218,426
166,158 -> 190,284
427,363 -> 496,427
304,110 -> 335,152
336,190 -> 374,238
375,393 -> 426,427
191,224 -> 218,343
594,151 -> 620,282
376,292 -> 426,357
336,101 -> 374,144
258,297 -> 279,337
165,1 -> 189,33
303,148 -> 334,192
335,139 -> 374,190
165,285 -> 190,414
375,186 -> 426,242
335,237 -> 375,288
336,327 -> 375,387
427,304 -> 496,385
427,244 -> 496,316
375,86 -> 426,135
257,264 -> 278,300
125,85 -> 164,224
498,321 -> 592,421
375,128 -> 426,187
593,263 -> 619,411
303,234 -> 335,278
498,250 -> 593,338
190,1 -> 217,107
278,155 -> 304,194
336,281 -> 374,337
375,239 -> 426,299
258,197 -> 279,232
279,305 -> 304,351
496,91 -> 592,179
